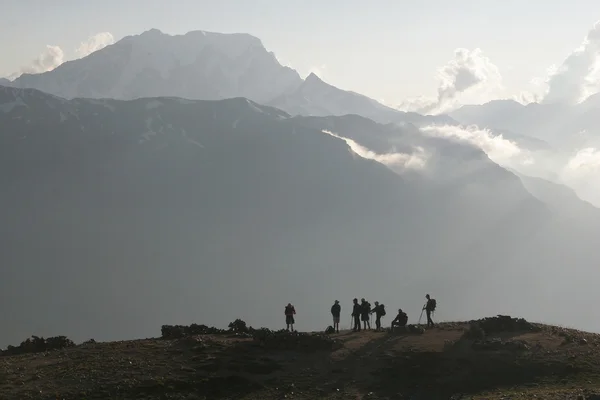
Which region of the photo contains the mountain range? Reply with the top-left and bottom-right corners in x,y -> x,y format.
4,29 -> 456,128
450,98 -> 600,148
2,28 -> 600,346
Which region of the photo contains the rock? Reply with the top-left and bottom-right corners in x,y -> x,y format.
466,315 -> 540,336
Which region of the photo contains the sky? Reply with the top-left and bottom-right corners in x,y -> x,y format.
2,0 -> 600,108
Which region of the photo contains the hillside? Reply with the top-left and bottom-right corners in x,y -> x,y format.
3,86 -> 600,348
2,316 -> 600,399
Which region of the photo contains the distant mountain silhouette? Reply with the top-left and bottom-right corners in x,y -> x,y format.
448,99 -> 600,146
6,27 -> 457,127
269,72 -> 455,126
2,86 -> 600,347
8,29 -> 302,103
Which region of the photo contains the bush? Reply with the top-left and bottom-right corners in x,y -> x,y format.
228,319 -> 250,334
1,335 -> 75,356
161,319 -> 255,339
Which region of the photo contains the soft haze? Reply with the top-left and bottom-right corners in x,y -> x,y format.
3,0 -> 600,107
5,2 -> 600,348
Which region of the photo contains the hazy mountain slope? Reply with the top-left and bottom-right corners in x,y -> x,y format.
1,87 -> 600,347
517,173 -> 600,218
448,100 -> 587,145
269,72 -> 455,126
9,29 -> 302,103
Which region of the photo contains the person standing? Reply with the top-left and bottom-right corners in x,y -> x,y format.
285,303 -> 296,331
352,298 -> 361,332
370,301 -> 386,331
331,300 -> 341,333
424,294 -> 436,328
360,298 -> 372,330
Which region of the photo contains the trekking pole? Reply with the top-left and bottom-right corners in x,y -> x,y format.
418,308 -> 424,325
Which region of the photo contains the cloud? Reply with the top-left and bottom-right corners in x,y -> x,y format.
399,48 -> 503,114
75,32 -> 115,58
16,45 -> 64,76
561,147 -> 600,179
10,32 -> 114,79
421,124 -> 533,167
542,21 -> 600,104
322,130 -> 428,171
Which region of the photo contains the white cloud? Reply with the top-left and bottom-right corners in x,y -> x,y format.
15,45 -> 64,77
399,48 -> 503,114
421,124 -> 533,167
561,147 -> 600,179
322,130 -> 428,172
542,21 -> 600,104
75,32 -> 115,58
10,32 -> 114,79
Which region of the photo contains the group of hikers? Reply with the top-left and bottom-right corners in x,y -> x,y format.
284,294 -> 437,333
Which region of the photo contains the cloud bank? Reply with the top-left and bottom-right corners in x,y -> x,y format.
322,130 -> 428,172
421,124 -> 533,168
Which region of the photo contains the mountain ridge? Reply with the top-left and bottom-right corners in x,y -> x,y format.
3,85 -> 600,347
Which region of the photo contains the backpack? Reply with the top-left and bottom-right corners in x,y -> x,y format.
430,299 -> 437,312
380,304 -> 386,316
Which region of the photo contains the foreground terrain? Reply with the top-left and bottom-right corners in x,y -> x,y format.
2,317 -> 600,399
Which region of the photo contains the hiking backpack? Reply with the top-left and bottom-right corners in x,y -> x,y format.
380,304 -> 386,316
430,299 -> 437,312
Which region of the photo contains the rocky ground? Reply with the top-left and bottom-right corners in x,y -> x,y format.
2,316 -> 600,399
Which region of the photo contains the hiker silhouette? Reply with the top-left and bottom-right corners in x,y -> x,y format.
370,301 -> 386,331
351,298 -> 361,332
285,303 -> 296,331
391,308 -> 408,332
331,300 -> 341,333
423,294 -> 436,328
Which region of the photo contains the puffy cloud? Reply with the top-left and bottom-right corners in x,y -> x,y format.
322,130 -> 428,172
17,45 -> 64,76
10,32 -> 114,79
399,48 -> 503,114
543,21 -> 600,104
561,147 -> 600,179
75,32 -> 115,58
